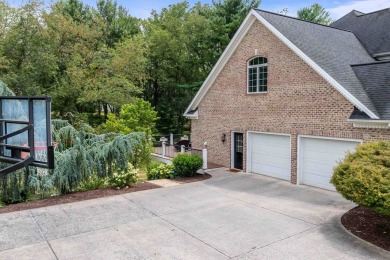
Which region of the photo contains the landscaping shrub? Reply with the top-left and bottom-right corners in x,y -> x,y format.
50,119 -> 150,194
78,175 -> 109,191
0,168 -> 28,205
109,164 -> 139,189
331,141 -> 390,215
172,154 -> 203,177
147,163 -> 175,180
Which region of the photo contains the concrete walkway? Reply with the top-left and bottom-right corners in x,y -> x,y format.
0,169 -> 389,259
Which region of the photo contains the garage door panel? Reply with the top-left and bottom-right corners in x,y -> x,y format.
249,133 -> 291,181
252,160 -> 290,171
253,164 -> 290,180
252,154 -> 291,165
300,137 -> 359,191
252,148 -> 290,156
303,151 -> 347,161
302,162 -> 335,177
303,173 -> 334,190
303,139 -> 357,152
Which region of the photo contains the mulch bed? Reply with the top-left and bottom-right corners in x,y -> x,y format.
174,173 -> 212,183
0,174 -> 213,214
341,206 -> 390,251
0,182 -> 159,214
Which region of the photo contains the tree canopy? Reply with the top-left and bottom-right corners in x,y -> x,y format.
297,3 -> 332,25
0,0 -> 261,134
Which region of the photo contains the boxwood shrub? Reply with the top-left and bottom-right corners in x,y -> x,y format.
172,154 -> 203,177
331,141 -> 390,215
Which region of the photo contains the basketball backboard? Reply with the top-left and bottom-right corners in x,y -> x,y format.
0,96 -> 54,175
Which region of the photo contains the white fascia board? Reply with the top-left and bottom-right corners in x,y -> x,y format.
251,11 -> 379,119
183,13 -> 256,116
347,119 -> 390,129
184,10 -> 379,120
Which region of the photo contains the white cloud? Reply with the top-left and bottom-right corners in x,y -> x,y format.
329,0 -> 390,19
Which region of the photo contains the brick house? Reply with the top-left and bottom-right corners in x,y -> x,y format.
184,8 -> 390,190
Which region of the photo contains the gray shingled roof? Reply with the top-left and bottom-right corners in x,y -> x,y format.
349,107 -> 371,120
352,61 -> 390,120
255,10 -> 379,118
331,9 -> 390,56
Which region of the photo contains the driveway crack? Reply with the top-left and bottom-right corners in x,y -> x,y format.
203,186 -> 320,226
29,210 -> 59,260
121,195 -> 231,259
233,225 -> 320,259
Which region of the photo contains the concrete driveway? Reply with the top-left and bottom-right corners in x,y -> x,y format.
0,169 -> 389,259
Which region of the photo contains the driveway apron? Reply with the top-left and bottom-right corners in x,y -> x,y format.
0,169 -> 389,259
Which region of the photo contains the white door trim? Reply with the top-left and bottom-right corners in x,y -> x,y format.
246,131 -> 291,179
297,135 -> 362,186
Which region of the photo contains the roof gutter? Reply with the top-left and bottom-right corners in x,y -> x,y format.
373,52 -> 390,60
184,110 -> 198,119
348,119 -> 390,129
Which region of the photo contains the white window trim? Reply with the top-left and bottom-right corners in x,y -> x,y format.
247,58 -> 268,94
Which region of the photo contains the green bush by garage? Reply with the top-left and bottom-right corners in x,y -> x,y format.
172,154 -> 203,177
147,154 -> 203,180
331,141 -> 390,215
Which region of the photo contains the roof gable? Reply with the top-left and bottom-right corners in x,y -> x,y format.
184,10 -> 379,119
331,8 -> 390,56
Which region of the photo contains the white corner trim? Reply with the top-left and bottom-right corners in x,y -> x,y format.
183,13 -> 256,115
250,11 -> 379,119
347,119 -> 390,129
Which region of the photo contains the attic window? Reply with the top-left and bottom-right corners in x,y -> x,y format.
248,57 -> 268,93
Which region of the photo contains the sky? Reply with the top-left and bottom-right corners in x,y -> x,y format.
8,0 -> 390,20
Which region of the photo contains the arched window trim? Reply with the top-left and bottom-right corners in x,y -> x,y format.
247,56 -> 268,93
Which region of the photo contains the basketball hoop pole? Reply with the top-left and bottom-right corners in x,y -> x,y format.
28,95 -> 35,160
46,97 -> 55,169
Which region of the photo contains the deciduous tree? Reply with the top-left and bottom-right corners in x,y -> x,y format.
297,3 -> 332,25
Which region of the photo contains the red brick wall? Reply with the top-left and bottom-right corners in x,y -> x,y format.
191,20 -> 390,183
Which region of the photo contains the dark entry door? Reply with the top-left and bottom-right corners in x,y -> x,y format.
234,133 -> 243,169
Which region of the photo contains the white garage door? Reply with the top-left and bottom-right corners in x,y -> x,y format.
299,137 -> 360,190
249,133 -> 291,181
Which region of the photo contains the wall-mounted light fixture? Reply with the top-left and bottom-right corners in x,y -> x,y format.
221,133 -> 226,143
